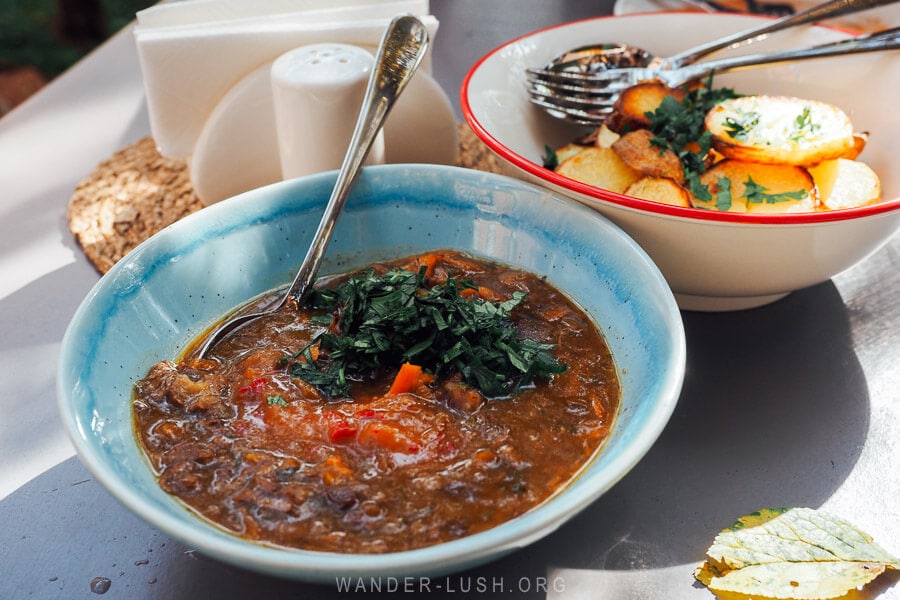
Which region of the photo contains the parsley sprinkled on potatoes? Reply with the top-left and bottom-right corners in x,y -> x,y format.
546,81 -> 882,213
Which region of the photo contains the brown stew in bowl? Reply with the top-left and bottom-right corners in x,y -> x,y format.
133,250 -> 620,553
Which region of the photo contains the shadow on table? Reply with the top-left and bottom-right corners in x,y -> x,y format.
514,277 -> 870,571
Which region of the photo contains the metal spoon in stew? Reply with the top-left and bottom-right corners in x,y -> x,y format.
530,0 -> 896,79
197,15 -> 430,359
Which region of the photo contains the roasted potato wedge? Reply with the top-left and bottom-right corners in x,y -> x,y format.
553,143 -> 588,165
705,96 -> 855,167
624,177 -> 692,208
692,159 -> 817,213
809,158 -> 881,210
606,81 -> 686,132
595,124 -> 621,148
556,146 -> 641,193
612,129 -> 684,182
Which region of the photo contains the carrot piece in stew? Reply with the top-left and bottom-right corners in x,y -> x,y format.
358,422 -> 420,454
322,455 -> 353,485
459,285 -> 504,302
416,253 -> 440,278
387,362 -> 435,395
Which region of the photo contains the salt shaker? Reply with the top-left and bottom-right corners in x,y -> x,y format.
270,43 -> 386,179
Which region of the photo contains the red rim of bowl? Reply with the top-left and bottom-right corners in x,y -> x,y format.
460,13 -> 900,226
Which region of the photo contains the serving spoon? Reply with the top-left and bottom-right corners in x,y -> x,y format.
528,0 -> 896,83
527,25 -> 900,124
197,15 -> 429,359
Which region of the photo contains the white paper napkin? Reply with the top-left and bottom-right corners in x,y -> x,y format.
136,0 -> 427,27
134,0 -> 436,158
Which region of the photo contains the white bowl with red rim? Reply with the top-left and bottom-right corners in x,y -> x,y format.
462,12 -> 900,311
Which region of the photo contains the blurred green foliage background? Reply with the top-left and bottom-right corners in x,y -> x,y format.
1,0 -> 155,78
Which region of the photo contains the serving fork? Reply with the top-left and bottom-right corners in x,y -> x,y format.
526,26 -> 900,125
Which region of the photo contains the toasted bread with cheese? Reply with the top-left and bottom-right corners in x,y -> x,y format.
705,95 -> 856,167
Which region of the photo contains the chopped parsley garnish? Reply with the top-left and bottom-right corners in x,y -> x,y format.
791,106 -> 821,142
697,176 -> 809,209
287,266 -> 566,399
645,82 -> 807,204
685,170 -> 711,203
742,177 -> 809,205
645,78 -> 739,183
542,144 -> 560,170
267,395 -> 288,406
715,176 -> 733,211
723,109 -> 760,141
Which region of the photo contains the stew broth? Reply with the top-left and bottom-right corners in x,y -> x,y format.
133,250 -> 619,553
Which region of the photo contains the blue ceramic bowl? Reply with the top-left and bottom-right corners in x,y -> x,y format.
58,164 -> 685,582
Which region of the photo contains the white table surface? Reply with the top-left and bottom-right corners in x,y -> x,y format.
1,1 -> 897,598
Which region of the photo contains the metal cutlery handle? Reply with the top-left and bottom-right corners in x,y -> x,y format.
665,0 -> 899,69
664,25 -> 900,86
196,15 -> 429,358
281,15 -> 429,308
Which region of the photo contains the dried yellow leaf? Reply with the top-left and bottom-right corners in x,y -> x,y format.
695,507 -> 900,599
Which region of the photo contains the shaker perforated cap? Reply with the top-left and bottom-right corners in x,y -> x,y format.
271,44 -> 375,89
270,43 -> 385,179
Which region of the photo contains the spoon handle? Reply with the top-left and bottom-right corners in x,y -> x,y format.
195,16 -> 429,359
280,15 -> 430,308
664,25 -> 900,86
666,0 -> 899,69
